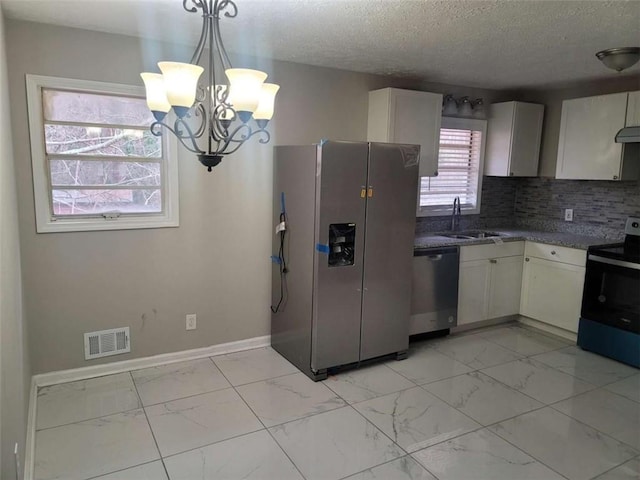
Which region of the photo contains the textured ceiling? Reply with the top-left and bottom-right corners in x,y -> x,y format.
2,0 -> 640,89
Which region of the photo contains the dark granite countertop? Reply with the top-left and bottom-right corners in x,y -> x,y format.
415,228 -> 622,250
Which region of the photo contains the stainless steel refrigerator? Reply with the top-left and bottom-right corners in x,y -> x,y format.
270,140 -> 419,381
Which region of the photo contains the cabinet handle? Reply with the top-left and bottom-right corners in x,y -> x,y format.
550,251 -> 556,255
509,172 -> 514,176
433,170 -> 438,177
489,259 -> 497,264
613,175 -> 619,180
525,257 -> 530,262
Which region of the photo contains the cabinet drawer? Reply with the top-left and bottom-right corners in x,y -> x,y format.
460,241 -> 524,262
524,242 -> 586,267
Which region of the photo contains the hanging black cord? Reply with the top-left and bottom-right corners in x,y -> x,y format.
271,212 -> 288,313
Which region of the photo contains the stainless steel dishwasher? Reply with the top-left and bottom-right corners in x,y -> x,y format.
410,246 -> 459,335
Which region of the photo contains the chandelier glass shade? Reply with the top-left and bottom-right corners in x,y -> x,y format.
140,0 -> 280,171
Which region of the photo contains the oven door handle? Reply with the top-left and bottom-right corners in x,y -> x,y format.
588,254 -> 640,270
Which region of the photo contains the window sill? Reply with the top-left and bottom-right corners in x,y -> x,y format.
417,207 -> 481,218
35,215 -> 179,233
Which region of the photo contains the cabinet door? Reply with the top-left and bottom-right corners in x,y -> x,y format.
488,256 -> 523,318
458,259 -> 490,325
556,93 -> 628,180
510,103 -> 544,177
627,91 -> 640,126
368,88 -> 442,178
485,102 -> 543,177
485,102 -> 516,176
520,257 -> 585,333
390,89 -> 442,177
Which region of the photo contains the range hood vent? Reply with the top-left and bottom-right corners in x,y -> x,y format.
615,126 -> 640,143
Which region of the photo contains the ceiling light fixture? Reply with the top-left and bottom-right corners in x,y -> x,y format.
141,0 -> 279,172
596,47 -> 640,73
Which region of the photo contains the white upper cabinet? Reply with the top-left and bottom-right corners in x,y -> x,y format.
484,101 -> 544,177
627,91 -> 640,126
556,92 -> 638,181
367,88 -> 442,177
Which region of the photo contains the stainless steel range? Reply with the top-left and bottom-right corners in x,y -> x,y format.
578,217 -> 640,367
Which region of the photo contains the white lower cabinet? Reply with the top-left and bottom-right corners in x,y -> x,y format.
458,259 -> 491,325
458,243 -> 524,325
520,242 -> 586,333
489,255 -> 524,318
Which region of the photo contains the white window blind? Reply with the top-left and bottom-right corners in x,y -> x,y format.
419,117 -> 486,216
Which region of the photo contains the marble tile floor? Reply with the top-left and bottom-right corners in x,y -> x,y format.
33,324 -> 640,480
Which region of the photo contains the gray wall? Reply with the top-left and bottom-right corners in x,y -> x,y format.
0,9 -> 30,480
8,18 -> 635,378
7,19 -> 500,374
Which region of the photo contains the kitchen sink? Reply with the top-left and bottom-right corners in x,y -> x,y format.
442,234 -> 475,239
442,231 -> 505,239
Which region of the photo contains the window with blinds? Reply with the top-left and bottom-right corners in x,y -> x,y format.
419,118 -> 486,215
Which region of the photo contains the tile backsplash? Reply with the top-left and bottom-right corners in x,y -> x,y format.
514,178 -> 639,237
416,176 -> 639,238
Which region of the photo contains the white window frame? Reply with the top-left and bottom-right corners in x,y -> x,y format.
26,74 -> 179,233
418,116 -> 487,217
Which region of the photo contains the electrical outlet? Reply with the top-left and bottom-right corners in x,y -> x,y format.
564,208 -> 574,222
186,314 -> 197,330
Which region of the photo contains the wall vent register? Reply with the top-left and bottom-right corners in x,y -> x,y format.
84,327 -> 130,360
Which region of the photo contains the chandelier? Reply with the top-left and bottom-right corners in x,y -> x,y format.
140,0 -> 280,171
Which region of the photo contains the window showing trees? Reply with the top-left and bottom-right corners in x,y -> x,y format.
27,76 -> 179,232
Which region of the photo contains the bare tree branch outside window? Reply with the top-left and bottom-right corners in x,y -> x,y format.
43,89 -> 165,216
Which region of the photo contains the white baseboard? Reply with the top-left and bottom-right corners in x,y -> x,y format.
23,377 -> 37,480
24,334 -> 271,480
517,316 -> 577,342
451,315 -> 517,334
33,334 -> 271,387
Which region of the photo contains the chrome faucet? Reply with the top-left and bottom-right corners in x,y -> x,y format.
451,196 -> 461,231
